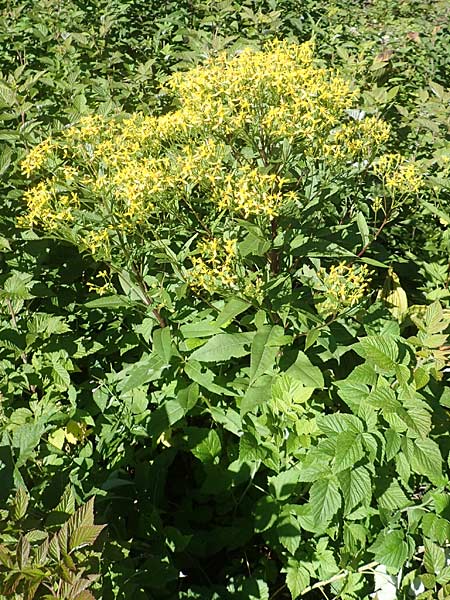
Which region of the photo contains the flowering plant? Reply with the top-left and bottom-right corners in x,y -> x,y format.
20,40 -> 423,324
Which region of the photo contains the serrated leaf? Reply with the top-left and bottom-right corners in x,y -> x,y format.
369,530 -> 409,572
424,301 -> 448,334
285,559 -> 310,599
333,431 -> 364,473
25,530 -> 48,543
16,535 -> 31,569
191,430 -> 221,463
277,511 -> 301,555
338,466 -> 371,513
309,477 -> 341,525
0,544 -> 13,568
318,413 -> 364,435
14,486 -> 29,520
424,539 -> 446,575
271,374 -> 314,413
51,363 -> 71,390
269,467 -> 302,501
35,538 -> 49,566
378,480 -> 411,511
189,332 -> 253,362
385,430 -> 401,461
56,486 -> 76,515
411,438 -> 443,483
354,335 -> 398,374
66,498 -> 94,538
69,524 -> 105,551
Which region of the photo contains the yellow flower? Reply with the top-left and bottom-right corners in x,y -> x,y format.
316,262 -> 371,316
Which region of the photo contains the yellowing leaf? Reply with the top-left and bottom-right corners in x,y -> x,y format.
48,428 -> 66,450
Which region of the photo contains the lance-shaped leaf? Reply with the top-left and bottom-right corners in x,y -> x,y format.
13,486 -> 29,520
69,524 -> 105,552
16,535 -> 31,569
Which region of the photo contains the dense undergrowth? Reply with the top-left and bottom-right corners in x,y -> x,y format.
1,1 -> 450,598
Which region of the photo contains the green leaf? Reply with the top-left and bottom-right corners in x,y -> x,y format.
0,545 -> 13,568
385,430 -> 401,461
153,327 -> 172,363
83,295 -> 131,308
318,413 -> 364,435
69,524 -> 105,551
356,211 -> 370,246
354,335 -> 398,374
309,477 -> 341,525
411,438 -> 443,483
338,466 -> 371,513
16,535 -> 31,569
378,480 -> 411,511
215,297 -> 250,327
177,383 -> 199,412
147,400 -> 185,438
333,431 -> 364,473
285,559 -> 310,599
369,530 -> 410,572
191,430 -> 221,463
269,467 -> 302,501
249,325 -> 288,385
271,374 -> 314,413
239,432 -> 266,463
189,332 -> 253,362
286,351 -> 324,388
117,352 -> 166,393
180,320 -> 223,338
277,511 -> 301,555
424,300 -> 448,334
424,539 -> 446,575
13,486 -> 29,521
184,360 -> 235,396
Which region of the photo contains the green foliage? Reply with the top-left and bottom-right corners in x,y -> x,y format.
1,0 -> 450,598
0,488 -> 103,599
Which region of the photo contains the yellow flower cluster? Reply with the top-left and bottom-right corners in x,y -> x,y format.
18,180 -> 80,230
324,116 -> 391,160
168,40 -> 355,144
19,40 -> 400,299
316,262 -> 371,316
83,228 -> 111,259
189,238 -> 238,294
64,114 -> 106,140
373,153 -> 423,193
216,167 -> 285,218
21,139 -> 55,178
87,270 -> 113,296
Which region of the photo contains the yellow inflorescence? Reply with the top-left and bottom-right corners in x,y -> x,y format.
316,262 -> 371,316
189,238 -> 238,294
18,180 -> 80,230
21,139 -> 55,178
20,40 -> 399,297
324,116 -> 391,160
216,167 -> 285,218
373,153 -> 423,193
